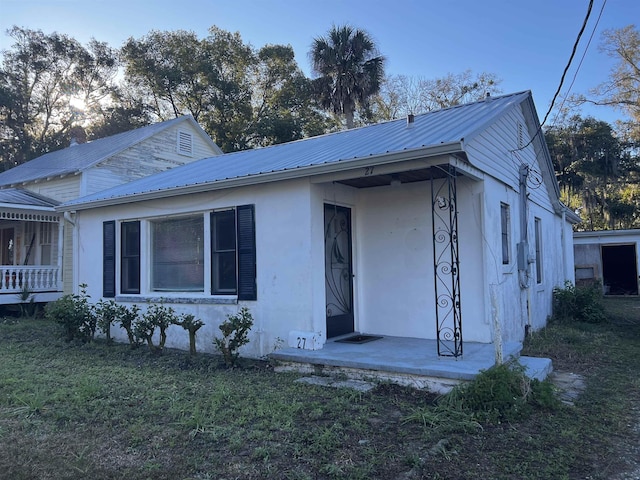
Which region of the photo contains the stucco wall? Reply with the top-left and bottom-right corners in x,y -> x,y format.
74,166 -> 571,357
350,176 -> 489,342
75,178 -> 319,357
480,177 -> 573,343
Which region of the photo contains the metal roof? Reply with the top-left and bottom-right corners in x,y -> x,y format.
0,116 -> 213,187
60,91 -> 532,210
0,188 -> 59,208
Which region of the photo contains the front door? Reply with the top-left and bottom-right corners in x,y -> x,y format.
324,204 -> 354,338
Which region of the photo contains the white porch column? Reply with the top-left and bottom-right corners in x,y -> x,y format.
57,216 -> 64,291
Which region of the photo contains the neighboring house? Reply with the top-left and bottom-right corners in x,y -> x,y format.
58,91 -> 579,360
0,116 -> 222,304
574,229 -> 640,295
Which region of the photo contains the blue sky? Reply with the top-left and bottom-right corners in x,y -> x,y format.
0,0 -> 637,126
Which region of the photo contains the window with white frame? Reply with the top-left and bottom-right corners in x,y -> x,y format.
500,203 -> 511,265
534,217 -> 542,284
105,205 -> 256,299
151,216 -> 204,292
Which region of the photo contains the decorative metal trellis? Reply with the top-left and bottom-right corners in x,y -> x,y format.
431,165 -> 463,357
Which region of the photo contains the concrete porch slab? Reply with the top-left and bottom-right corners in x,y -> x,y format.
270,335 -> 530,393
517,356 -> 553,382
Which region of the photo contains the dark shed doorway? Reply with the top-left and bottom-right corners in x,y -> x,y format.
601,244 -> 638,295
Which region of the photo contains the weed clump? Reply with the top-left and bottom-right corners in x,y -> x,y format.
440,362 -> 559,423
552,281 -> 606,324
405,362 -> 559,431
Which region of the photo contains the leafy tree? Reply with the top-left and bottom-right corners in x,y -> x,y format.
0,27 -> 119,169
370,71 -> 502,121
86,92 -> 151,140
251,44 -> 334,146
121,28 -> 254,152
571,25 -> 640,144
122,27 -> 329,151
310,25 -> 385,129
546,115 -> 638,230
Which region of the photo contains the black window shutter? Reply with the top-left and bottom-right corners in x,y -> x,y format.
236,204 -> 256,300
103,221 -> 116,297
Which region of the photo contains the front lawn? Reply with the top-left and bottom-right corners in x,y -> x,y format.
0,301 -> 639,479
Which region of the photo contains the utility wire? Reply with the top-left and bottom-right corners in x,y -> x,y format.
513,0 -> 594,152
552,0 -> 607,126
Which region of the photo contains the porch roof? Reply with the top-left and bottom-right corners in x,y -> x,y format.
58,91 -> 533,211
0,188 -> 59,210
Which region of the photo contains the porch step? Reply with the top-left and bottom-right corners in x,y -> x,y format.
295,375 -> 376,392
516,356 -> 553,381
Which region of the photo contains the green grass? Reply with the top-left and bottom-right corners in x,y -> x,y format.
1,303 -> 639,479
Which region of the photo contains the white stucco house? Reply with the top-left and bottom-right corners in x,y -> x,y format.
57,91 -> 578,361
574,229 -> 640,295
0,116 -> 222,304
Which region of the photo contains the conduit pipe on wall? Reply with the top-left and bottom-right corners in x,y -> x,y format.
518,164 -> 533,335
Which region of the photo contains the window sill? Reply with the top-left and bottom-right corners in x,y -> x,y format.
116,294 -> 237,305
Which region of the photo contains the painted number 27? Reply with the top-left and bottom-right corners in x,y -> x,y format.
364,166 -> 375,176
296,337 -> 306,349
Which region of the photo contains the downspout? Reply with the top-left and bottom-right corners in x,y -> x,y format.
63,211 -> 75,227
561,208 -> 567,281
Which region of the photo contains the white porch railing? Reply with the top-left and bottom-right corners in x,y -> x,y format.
0,266 -> 61,293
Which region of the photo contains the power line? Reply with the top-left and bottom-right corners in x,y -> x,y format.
514,0 -> 595,152
552,0 -> 607,126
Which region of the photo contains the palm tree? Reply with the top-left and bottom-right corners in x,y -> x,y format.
310,25 -> 385,129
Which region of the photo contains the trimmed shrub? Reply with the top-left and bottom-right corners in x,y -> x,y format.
214,307 -> 253,367
177,313 -> 204,355
134,302 -> 179,353
119,304 -> 141,347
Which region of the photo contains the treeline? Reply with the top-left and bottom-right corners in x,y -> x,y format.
1,23 -> 639,231
0,25 -> 501,167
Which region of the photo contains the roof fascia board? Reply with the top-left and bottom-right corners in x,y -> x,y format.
559,203 -> 582,223
450,155 -> 484,181
523,96 -> 562,200
574,228 -> 640,239
57,141 -> 464,212
0,203 -> 56,212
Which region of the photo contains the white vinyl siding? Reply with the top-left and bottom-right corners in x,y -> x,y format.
25,177 -> 81,204
464,106 -> 555,213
